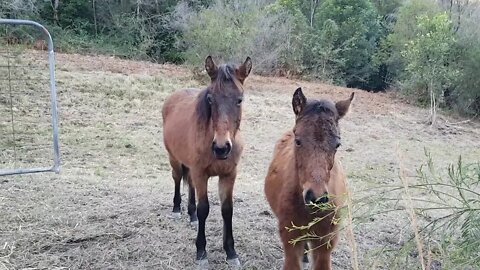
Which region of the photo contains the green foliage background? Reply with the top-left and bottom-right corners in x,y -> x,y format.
1,0 -> 479,115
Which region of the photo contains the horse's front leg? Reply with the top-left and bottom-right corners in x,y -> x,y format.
311,239 -> 334,270
219,171 -> 240,266
192,171 -> 209,266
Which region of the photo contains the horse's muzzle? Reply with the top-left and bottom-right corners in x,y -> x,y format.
304,190 -> 329,205
212,141 -> 232,160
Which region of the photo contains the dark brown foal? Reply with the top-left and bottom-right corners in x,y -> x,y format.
265,87 -> 354,270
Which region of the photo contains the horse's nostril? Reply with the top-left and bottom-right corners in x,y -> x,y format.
304,190 -> 316,204
225,142 -> 232,153
318,192 -> 329,204
212,142 -> 232,158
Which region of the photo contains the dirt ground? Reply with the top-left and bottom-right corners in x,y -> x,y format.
1,51 -> 479,270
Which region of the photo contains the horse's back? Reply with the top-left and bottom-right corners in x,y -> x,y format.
264,131 -> 295,216
162,88 -> 200,121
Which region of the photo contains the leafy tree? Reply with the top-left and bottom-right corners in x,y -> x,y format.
401,13 -> 460,124
306,19 -> 345,84
314,0 -> 381,89
381,0 -> 441,84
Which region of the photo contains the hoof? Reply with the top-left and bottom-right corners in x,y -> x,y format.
190,220 -> 199,229
169,212 -> 181,219
227,257 -> 241,268
196,258 -> 209,270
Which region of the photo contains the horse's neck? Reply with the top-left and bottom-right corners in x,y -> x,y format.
194,121 -> 214,155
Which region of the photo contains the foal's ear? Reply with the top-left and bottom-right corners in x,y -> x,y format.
236,57 -> 252,84
336,92 -> 355,118
205,56 -> 218,80
292,87 -> 307,116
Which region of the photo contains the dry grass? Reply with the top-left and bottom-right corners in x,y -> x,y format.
1,50 -> 480,269
397,146 -> 426,270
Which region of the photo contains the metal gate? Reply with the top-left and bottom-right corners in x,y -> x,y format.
0,19 -> 60,176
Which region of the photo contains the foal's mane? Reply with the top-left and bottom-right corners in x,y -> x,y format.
195,64 -> 243,127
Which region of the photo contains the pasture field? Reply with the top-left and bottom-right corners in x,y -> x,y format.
1,51 -> 480,270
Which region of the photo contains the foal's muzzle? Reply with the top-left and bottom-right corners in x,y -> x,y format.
212,141 -> 232,160
304,190 -> 329,205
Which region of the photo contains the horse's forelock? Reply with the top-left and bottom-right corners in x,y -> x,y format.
300,100 -> 338,120
212,64 -> 244,93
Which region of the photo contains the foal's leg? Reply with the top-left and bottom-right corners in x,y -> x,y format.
311,240 -> 334,270
186,172 -> 198,224
219,172 -> 239,265
280,227 -> 303,270
303,243 -> 310,269
193,171 -> 210,263
169,158 -> 183,218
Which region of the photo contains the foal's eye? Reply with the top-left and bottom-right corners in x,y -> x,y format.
237,97 -> 243,106
206,94 -> 213,104
295,139 -> 302,147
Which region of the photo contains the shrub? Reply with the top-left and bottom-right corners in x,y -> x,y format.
171,0 -> 301,74
400,151 -> 480,269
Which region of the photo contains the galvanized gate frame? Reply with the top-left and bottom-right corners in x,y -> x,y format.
0,19 -> 60,176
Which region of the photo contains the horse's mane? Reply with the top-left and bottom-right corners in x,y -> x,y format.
195,89 -> 211,127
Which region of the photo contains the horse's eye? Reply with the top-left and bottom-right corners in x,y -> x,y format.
206,94 -> 213,104
295,139 -> 302,147
335,137 -> 341,149
237,97 -> 243,106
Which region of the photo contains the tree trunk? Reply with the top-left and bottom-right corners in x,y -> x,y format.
137,0 -> 141,18
429,81 -> 437,126
51,0 -> 59,25
310,0 -> 320,27
92,0 -> 98,37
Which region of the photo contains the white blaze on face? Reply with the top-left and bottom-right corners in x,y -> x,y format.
213,130 -> 232,149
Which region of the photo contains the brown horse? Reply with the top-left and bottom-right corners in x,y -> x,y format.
162,56 -> 252,266
264,88 -> 354,270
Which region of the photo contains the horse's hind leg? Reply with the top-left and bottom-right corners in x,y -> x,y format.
169,158 -> 183,218
184,167 -> 197,224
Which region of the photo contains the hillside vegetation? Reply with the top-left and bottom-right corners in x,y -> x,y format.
1,0 -> 479,116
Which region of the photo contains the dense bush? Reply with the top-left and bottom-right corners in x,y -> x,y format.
170,0 -> 300,74
0,0 -> 199,62
314,0 -> 381,89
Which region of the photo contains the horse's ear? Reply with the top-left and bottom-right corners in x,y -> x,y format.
205,56 -> 218,80
292,87 -> 307,116
336,92 -> 355,118
236,57 -> 252,83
